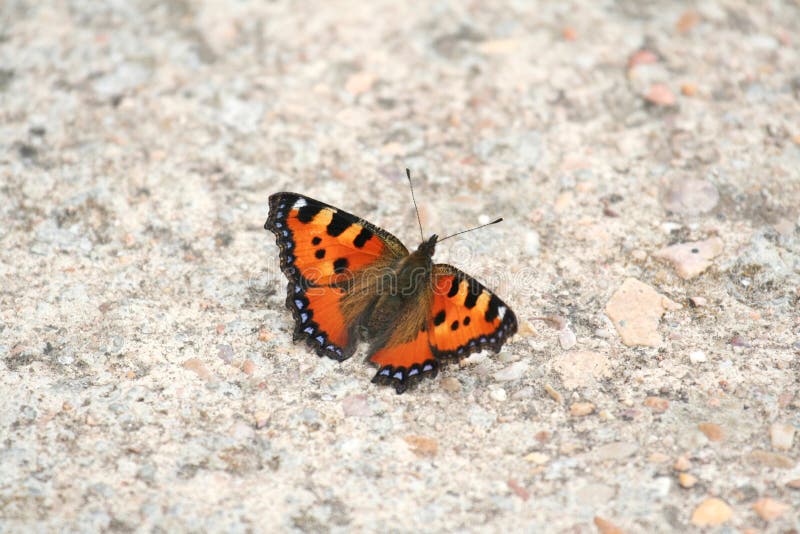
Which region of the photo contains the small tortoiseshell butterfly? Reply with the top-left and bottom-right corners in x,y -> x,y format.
264,171 -> 517,393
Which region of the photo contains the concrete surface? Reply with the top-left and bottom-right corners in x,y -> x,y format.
1,1 -> 799,532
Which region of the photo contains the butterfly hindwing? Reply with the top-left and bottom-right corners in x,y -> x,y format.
266,192 -> 408,361
428,264 -> 518,360
367,298 -> 439,394
285,280 -> 351,361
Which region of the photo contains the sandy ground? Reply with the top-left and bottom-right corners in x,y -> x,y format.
1,1 -> 799,532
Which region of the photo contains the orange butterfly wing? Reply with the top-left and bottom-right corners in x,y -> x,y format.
368,265 -> 517,394
428,264 -> 518,360
369,327 -> 438,394
265,192 -> 407,361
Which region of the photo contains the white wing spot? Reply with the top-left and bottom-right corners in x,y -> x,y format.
293,198 -> 307,209
497,306 -> 507,320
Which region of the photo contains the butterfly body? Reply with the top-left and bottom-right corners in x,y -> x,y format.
265,192 -> 517,393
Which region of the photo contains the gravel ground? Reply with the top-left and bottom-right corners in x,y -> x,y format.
2,1 -> 799,532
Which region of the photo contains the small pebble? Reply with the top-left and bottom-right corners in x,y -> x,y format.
217,344 -> 234,363
689,350 -> 707,363
558,328 -> 577,350
673,455 -> 692,472
477,39 -> 519,55
648,452 -> 670,463
644,396 -> 669,413
627,49 -> 658,69
653,238 -> 724,279
594,328 -> 611,338
524,452 -> 550,465
769,423 -> 795,451
570,402 -> 595,417
524,231 -> 540,257
254,411 -> 269,429
645,84 -> 676,106
675,10 -> 700,33
440,376 -> 462,393
752,498 -> 789,521
681,83 -> 698,96
690,498 -> 732,527
257,328 -> 273,342
182,358 -> 212,381
698,422 -> 725,442
729,335 -> 750,347
605,278 -> 681,346
497,351 -> 517,363
489,388 -> 507,402
544,383 -> 563,403
241,359 -> 255,375
593,441 -> 638,461
593,516 -> 625,534
493,361 -> 528,382
507,479 -> 530,501
404,435 -> 438,457
678,473 -> 698,488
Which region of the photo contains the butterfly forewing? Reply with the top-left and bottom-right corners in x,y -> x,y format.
266,192 -> 407,361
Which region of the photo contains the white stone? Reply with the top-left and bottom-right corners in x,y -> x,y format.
689,350 -> 707,363
769,423 -> 795,451
489,388 -> 507,401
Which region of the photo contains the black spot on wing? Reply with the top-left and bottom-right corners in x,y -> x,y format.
447,277 -> 460,298
333,257 -> 349,273
326,212 -> 350,236
464,278 -> 482,309
297,204 -> 323,223
450,320 -> 459,331
312,236 -> 322,245
463,316 -> 471,326
433,310 -> 446,326
315,249 -> 325,259
353,227 -> 373,248
485,294 -> 502,322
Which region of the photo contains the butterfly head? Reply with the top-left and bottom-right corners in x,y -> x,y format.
415,234 -> 438,259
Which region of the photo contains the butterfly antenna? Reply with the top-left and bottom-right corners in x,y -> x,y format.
406,168 -> 425,241
438,217 -> 504,242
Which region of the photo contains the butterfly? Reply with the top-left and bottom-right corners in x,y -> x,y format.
264,173 -> 517,393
